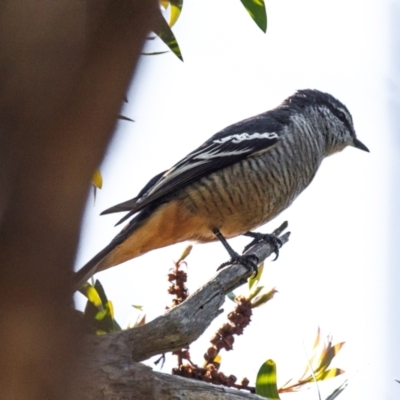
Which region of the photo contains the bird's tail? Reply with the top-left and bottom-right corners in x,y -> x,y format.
74,207 -> 154,291
100,197 -> 138,215
74,241 -> 119,291
74,198 -> 208,291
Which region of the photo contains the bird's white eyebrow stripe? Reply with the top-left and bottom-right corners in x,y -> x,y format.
213,132 -> 278,144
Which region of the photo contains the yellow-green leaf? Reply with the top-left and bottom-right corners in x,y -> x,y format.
325,380 -> 348,400
315,368 -> 345,382
213,354 -> 222,364
251,287 -> 277,308
315,342 -> 345,374
169,0 -> 183,27
248,285 -> 264,301
256,359 -> 280,399
106,300 -> 115,320
154,11 -> 183,61
92,169 -> 103,189
85,285 -> 102,308
177,244 -> 192,263
312,327 -> 321,350
95,308 -> 108,321
83,280 -> 122,334
299,328 -> 322,378
160,0 -> 169,9
240,0 -> 267,33
249,262 -> 264,289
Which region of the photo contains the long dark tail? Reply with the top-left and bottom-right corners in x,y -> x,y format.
74,241 -> 119,291
74,204 -> 158,291
100,197 -> 138,215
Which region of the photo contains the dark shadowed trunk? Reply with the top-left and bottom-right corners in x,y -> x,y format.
0,1 -> 157,398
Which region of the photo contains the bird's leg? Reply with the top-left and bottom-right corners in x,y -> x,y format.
242,231 -> 282,261
212,228 -> 259,273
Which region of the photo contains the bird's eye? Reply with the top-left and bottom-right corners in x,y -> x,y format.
336,110 -> 347,122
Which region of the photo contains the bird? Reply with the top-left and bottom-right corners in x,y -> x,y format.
75,89 -> 369,289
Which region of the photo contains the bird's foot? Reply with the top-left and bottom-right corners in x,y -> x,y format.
213,227 -> 260,275
243,232 -> 282,261
217,253 -> 260,274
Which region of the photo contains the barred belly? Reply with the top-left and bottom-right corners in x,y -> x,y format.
176,142 -> 322,241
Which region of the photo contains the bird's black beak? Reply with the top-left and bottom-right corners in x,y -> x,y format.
353,138 -> 370,152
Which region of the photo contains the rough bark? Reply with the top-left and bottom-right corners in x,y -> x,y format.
0,2 -> 157,399
79,361 -> 270,400
78,225 -> 289,399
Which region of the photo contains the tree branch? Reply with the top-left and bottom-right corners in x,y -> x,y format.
79,222 -> 289,398
78,361 -> 271,400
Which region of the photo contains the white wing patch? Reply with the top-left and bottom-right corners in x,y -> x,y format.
137,131 -> 279,203
194,148 -> 251,160
213,132 -> 278,144
139,160 -> 208,201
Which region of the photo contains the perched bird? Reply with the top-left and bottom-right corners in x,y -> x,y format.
75,89 -> 369,289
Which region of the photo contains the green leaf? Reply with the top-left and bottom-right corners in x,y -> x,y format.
315,368 -> 345,382
226,292 -> 236,301
141,51 -> 169,56
154,11 -> 183,61
240,0 -> 267,32
169,0 -> 183,27
160,0 -> 169,8
256,359 -> 280,399
93,280 -> 109,305
91,169 -> 102,189
248,262 -> 264,289
118,115 -> 134,122
312,327 -> 322,351
177,244 -> 192,263
83,280 -> 121,334
248,285 -> 264,301
315,342 -> 345,374
91,169 -> 102,202
85,285 -> 102,308
298,328 -> 322,379
251,288 -> 278,308
325,380 -> 348,400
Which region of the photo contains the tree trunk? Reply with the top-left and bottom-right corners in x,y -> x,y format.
0,1 -> 157,399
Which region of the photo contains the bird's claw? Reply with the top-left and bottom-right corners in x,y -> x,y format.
217,253 -> 260,275
243,233 -> 282,261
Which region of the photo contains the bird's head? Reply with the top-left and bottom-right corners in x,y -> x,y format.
286,89 -> 369,156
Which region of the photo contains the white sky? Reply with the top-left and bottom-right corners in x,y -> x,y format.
75,0 -> 400,398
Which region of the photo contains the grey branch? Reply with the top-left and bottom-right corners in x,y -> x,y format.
80,222 -> 290,399
78,361 -> 271,400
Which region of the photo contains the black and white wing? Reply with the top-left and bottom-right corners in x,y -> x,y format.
104,113 -> 284,225
101,170 -> 167,215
